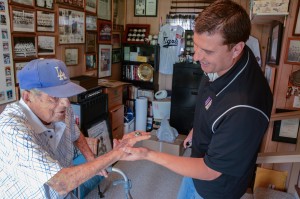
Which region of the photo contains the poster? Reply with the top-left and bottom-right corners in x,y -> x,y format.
0,0 -> 16,105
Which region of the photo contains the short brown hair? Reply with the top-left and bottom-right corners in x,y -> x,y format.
194,0 -> 251,47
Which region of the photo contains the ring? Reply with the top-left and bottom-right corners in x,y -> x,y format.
134,131 -> 141,137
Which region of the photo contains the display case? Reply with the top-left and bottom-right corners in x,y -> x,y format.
184,30 -> 194,56
122,44 -> 159,90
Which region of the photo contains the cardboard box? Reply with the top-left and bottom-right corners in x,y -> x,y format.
152,99 -> 171,119
140,131 -> 187,156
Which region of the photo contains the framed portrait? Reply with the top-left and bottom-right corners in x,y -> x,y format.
58,8 -> 85,44
36,0 -> 54,9
86,15 -> 97,31
14,61 -> 29,84
293,0 -> 300,36
98,19 -> 112,44
112,48 -> 121,63
37,11 -> 55,32
12,35 -> 37,59
97,0 -> 111,20
134,0 -> 157,17
9,0 -> 34,7
266,21 -> 283,65
64,47 -> 79,66
112,31 -> 121,49
98,44 -> 112,78
55,0 -> 84,8
10,7 -> 35,32
86,32 -> 97,53
85,0 -> 97,14
37,35 -> 55,56
87,119 -> 112,156
272,109 -> 299,144
285,38 -> 300,65
85,53 -> 97,70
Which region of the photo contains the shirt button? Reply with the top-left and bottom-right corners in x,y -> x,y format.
50,135 -> 53,139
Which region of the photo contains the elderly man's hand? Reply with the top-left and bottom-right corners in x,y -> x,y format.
113,131 -> 150,150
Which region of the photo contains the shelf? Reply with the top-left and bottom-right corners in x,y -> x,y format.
251,13 -> 289,24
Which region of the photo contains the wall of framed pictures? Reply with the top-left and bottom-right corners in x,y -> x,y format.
7,0 -> 126,80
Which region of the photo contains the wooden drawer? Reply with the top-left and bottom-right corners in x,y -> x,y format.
109,104 -> 124,130
112,124 -> 124,139
103,86 -> 123,109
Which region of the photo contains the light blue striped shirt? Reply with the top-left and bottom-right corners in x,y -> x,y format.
0,99 -> 80,198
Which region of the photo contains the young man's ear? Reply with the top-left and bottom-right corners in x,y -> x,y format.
232,41 -> 245,59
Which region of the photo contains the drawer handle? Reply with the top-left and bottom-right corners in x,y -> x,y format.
191,91 -> 198,95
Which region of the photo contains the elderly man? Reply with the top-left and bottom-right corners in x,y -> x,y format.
0,58 -> 149,198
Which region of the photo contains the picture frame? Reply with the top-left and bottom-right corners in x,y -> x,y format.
97,0 -> 111,20
55,0 -> 84,8
134,0 -> 157,17
97,19 -> 112,44
14,61 -> 29,84
10,6 -> 35,32
85,0 -> 97,14
264,64 -> 276,93
37,35 -> 56,56
266,21 -> 283,65
36,0 -> 54,9
98,44 -> 112,78
85,53 -> 97,70
58,8 -> 85,44
112,31 -> 121,49
86,15 -> 97,31
112,48 -> 121,63
64,47 -> 79,66
293,0 -> 300,36
272,109 -> 299,144
85,32 -> 97,53
284,38 -> 300,65
87,119 -> 112,156
37,11 -> 55,32
12,35 -> 37,59
9,0 -> 34,7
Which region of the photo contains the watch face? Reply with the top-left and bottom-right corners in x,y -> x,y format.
137,63 -> 153,81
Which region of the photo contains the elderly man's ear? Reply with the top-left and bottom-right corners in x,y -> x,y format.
22,90 -> 32,104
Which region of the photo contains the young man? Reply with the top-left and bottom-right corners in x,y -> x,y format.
122,1 -> 273,198
0,58 -> 149,198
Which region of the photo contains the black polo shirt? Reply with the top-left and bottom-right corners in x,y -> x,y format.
191,46 -> 273,199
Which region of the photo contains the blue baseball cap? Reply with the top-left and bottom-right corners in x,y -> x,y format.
18,59 -> 86,98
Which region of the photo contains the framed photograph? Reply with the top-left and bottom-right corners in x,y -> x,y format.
272,109 -> 299,144
285,38 -> 300,65
55,0 -> 84,8
86,32 -> 97,53
264,64 -> 276,93
266,21 -> 283,65
86,53 -> 97,70
10,0 -> 34,7
37,35 -> 55,56
98,44 -> 112,78
293,0 -> 300,36
36,0 -> 54,9
14,61 -> 29,84
58,8 -> 85,44
98,19 -> 112,44
134,0 -> 157,17
112,31 -> 121,49
87,119 -> 112,156
10,7 -> 35,32
64,48 -> 79,66
12,35 -> 37,59
85,0 -> 97,14
97,0 -> 111,20
112,48 -> 121,63
37,11 -> 55,32
86,15 -> 97,31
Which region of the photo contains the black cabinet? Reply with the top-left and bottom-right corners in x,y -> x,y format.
170,62 -> 203,135
122,44 -> 160,90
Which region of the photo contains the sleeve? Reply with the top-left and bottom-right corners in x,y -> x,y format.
204,107 -> 269,177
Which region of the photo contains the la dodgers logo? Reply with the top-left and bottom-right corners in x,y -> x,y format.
54,66 -> 67,80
